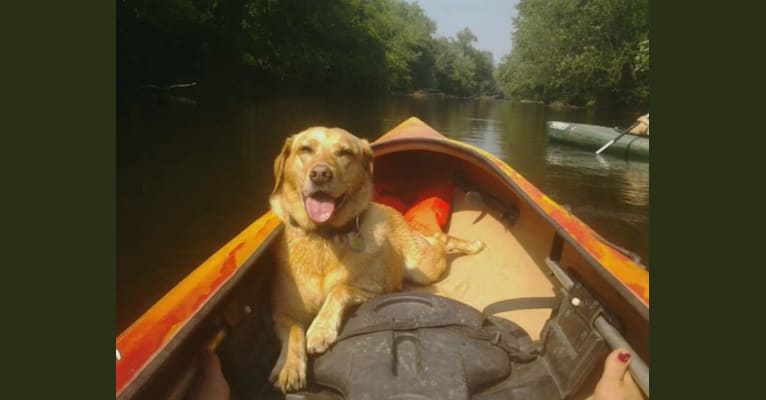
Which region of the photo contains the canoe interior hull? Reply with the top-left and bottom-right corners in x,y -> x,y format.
117,129 -> 648,399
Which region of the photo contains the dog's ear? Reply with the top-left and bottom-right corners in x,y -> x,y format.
360,138 -> 374,176
272,135 -> 294,195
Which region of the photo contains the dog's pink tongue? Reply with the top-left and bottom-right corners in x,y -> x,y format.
305,194 -> 336,223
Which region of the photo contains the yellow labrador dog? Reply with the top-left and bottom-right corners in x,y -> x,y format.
269,127 -> 484,392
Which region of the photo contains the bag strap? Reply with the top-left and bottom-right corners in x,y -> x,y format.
336,319 -> 472,342
482,297 -> 560,318
479,296 -> 562,362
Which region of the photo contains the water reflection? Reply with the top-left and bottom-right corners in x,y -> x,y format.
620,166 -> 650,207
460,117 -> 504,156
545,145 -> 650,207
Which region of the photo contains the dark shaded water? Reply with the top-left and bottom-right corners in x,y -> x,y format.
117,93 -> 648,332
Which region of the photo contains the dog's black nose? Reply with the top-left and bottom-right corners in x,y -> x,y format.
309,164 -> 333,184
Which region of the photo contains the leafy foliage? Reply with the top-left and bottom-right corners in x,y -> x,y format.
432,28 -> 498,97
496,0 -> 649,106
117,0 -> 646,105
118,0 -> 498,97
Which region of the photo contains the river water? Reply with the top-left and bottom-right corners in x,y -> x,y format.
117,93 -> 649,332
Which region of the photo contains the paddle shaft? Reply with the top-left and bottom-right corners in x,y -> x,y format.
595,120 -> 642,155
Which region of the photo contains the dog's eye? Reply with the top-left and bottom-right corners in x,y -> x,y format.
299,145 -> 313,155
338,148 -> 353,157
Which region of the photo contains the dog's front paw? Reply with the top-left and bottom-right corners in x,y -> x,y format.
306,321 -> 338,354
271,356 -> 306,393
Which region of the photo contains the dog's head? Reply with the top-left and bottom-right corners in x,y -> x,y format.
270,127 -> 374,231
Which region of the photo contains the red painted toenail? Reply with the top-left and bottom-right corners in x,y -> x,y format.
618,352 -> 631,362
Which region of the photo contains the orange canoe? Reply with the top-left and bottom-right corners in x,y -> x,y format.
116,117 -> 649,399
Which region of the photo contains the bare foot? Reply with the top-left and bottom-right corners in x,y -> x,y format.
594,348 -> 645,400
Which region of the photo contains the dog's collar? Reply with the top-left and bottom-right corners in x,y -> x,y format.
288,209 -> 365,239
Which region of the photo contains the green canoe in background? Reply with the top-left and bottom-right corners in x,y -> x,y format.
546,121 -> 650,161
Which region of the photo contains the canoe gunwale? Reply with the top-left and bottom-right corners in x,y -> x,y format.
371,136 -> 649,321
116,223 -> 284,399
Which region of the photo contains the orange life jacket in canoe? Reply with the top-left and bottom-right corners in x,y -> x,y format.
373,180 -> 454,235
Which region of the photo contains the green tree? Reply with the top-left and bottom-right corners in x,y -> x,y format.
117,0 -> 499,97
497,0 -> 649,106
364,0 -> 439,91
117,0 -> 217,86
432,28 -> 498,97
